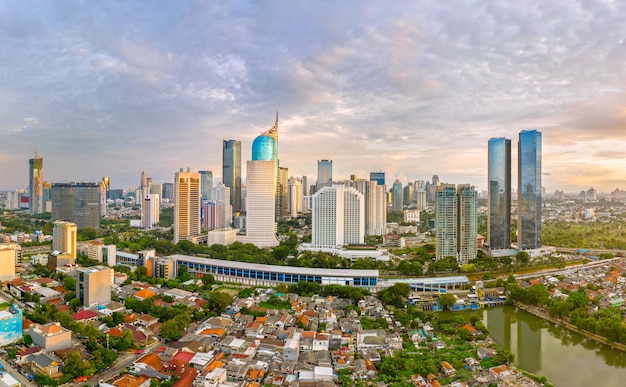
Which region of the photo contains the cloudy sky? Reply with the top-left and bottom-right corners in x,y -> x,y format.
1,1 -> 625,193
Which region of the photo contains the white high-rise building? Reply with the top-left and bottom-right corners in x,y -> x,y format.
435,184 -> 478,264
311,185 -> 364,248
352,179 -> 386,235
174,168 -> 201,244
53,221 -> 77,258
238,160 -> 279,247
142,194 -> 160,229
288,177 -> 303,217
203,184 -> 232,230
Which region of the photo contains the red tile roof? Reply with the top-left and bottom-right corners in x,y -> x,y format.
72,309 -> 100,321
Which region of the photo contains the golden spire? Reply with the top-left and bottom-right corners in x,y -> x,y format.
262,111 -> 278,139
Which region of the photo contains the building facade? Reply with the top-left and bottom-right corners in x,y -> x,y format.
223,140 -> 242,214
488,137 -> 512,250
311,185 -> 364,248
51,182 -> 102,229
457,184 -> 478,263
76,266 -> 112,307
288,177 -> 303,217
369,171 -> 385,186
317,160 -> 333,186
277,166 -> 289,219
392,180 -> 403,211
0,305 -> 22,346
174,168 -> 201,244
351,179 -> 386,236
518,129 -> 542,250
0,244 -> 18,281
52,221 -> 77,258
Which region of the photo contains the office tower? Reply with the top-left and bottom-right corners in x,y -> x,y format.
199,170 -> 213,201
311,185 -> 364,247
162,183 -> 174,200
174,168 -> 201,244
278,166 -> 289,218
415,189 -> 427,211
76,266 -> 112,307
102,176 -> 110,194
288,177 -> 303,217
415,180 -> 426,190
458,185 -> 478,263
52,221 -> 77,258
432,175 -> 440,186
140,171 -> 147,190
142,194 -> 160,228
370,171 -> 385,186
302,176 -> 309,197
392,179 -> 403,211
488,137 -> 512,250
436,184 -> 458,260
436,184 -> 478,263
349,174 -> 358,182
223,140 -> 242,214
0,243 -> 19,281
317,160 -> 333,186
29,154 -> 44,214
403,182 -> 415,207
353,179 -> 387,235
518,129 -> 542,250
239,117 -> 280,247
51,183 -> 102,229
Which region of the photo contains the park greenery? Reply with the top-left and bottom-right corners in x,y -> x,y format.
542,220 -> 626,250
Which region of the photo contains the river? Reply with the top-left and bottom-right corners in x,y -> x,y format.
440,306 -> 626,386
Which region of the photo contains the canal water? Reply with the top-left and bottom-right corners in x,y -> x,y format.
440,306 -> 626,386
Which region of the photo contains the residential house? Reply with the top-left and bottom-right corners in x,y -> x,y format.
29,322 -> 72,351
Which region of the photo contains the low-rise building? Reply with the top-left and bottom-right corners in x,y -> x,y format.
29,322 -> 72,351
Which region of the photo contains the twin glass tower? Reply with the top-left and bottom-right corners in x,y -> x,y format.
488,129 -> 542,250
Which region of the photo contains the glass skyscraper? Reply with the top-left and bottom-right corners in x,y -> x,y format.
222,140 -> 241,213
317,159 -> 333,185
518,129 -> 542,250
199,170 -> 213,201
488,137 -> 511,249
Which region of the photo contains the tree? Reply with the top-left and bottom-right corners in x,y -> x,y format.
63,276 -> 76,291
23,334 -> 33,345
516,251 -> 530,266
439,293 -> 457,310
201,274 -> 215,289
63,352 -> 87,378
177,264 -> 192,282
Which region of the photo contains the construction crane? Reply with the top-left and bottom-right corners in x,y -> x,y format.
31,145 -> 39,158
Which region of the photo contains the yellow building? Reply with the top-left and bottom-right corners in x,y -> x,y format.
52,221 -> 77,258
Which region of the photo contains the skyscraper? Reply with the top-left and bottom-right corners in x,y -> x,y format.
199,170 -> 213,201
518,129 -> 542,250
140,171 -> 147,190
311,185 -> 364,248
457,184 -> 478,263
317,160 -> 333,186
435,184 -> 478,263
392,179 -> 403,211
29,155 -> 43,214
174,168 -> 201,244
288,177 -> 303,217
238,116 -> 279,247
141,194 -> 160,229
223,140 -> 242,214
488,137 -> 512,250
102,176 -> 110,194
436,184 -> 458,260
51,183 -> 102,229
353,179 -> 386,235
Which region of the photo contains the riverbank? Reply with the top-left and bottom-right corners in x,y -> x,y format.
513,302 -> 626,352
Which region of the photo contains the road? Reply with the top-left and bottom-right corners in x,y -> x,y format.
0,357 -> 38,387
514,256 -> 623,280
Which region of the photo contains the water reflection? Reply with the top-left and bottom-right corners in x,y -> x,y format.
481,306 -> 626,385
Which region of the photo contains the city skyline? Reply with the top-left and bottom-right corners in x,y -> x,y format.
1,2 -> 626,192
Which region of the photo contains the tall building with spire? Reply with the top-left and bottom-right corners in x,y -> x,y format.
29,153 -> 43,215
238,114 -> 279,247
174,168 -> 201,244
518,129 -> 542,250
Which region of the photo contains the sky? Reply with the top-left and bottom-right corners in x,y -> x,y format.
1,1 -> 626,193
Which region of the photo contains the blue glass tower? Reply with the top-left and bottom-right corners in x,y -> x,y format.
370,171 -> 385,186
518,129 -> 542,250
488,137 -> 511,249
252,114 -> 278,162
